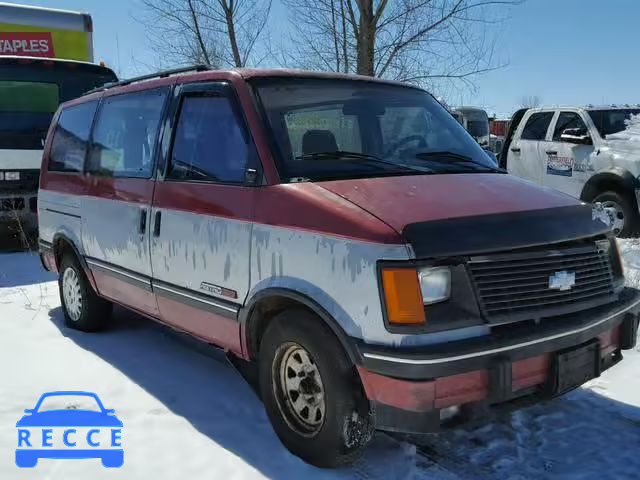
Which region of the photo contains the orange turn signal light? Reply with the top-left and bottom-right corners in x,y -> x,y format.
381,268 -> 426,325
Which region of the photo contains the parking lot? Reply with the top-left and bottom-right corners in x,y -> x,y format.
1,240 -> 639,480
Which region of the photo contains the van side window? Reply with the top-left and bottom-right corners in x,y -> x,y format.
521,112 -> 554,141
87,88 -> 167,178
167,95 -> 250,183
553,112 -> 588,141
48,101 -> 97,173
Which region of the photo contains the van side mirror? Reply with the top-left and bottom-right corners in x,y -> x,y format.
560,128 -> 592,145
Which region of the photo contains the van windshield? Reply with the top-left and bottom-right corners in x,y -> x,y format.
588,109 -> 640,138
254,78 -> 498,182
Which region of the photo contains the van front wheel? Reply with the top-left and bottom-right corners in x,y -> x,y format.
258,309 -> 373,467
593,191 -> 640,237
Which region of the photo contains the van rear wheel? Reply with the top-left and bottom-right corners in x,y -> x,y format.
59,254 -> 112,331
258,309 -> 373,467
593,191 -> 640,237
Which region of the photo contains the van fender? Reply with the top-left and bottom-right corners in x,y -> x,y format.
239,285 -> 361,365
580,167 -> 640,202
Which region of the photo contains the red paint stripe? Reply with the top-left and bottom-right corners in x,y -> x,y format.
42,177 -> 403,244
91,270 -> 159,317
511,354 -> 551,392
156,294 -> 242,356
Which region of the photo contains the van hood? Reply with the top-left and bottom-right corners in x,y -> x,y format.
317,173 -> 577,232
317,174 -> 610,257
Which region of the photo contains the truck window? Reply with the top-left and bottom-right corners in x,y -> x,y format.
553,112 -> 588,141
87,88 -> 167,178
48,101 -> 98,173
167,95 -> 251,184
521,112 -> 554,141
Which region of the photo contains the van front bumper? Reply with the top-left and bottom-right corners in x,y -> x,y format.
355,287 -> 640,434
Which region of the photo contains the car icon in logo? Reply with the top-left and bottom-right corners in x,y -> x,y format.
548,271 -> 576,291
16,391 -> 123,468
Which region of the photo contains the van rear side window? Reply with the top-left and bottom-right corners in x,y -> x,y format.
48,101 -> 97,173
87,88 -> 168,178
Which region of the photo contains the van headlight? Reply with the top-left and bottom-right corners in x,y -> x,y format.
3,171 -> 20,181
418,267 -> 451,305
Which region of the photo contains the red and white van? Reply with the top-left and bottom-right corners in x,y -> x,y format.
38,67 -> 640,467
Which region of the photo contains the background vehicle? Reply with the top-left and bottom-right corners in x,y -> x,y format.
453,106 -> 490,148
0,2 -> 94,62
0,57 -> 116,233
502,105 -> 640,237
38,67 -> 640,468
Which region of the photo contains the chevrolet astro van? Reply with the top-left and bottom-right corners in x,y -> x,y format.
38,66 -> 640,467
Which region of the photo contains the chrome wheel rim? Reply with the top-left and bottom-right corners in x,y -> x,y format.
601,200 -> 625,235
273,343 -> 326,437
62,267 -> 82,321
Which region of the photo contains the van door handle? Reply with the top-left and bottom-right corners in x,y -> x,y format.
546,150 -> 558,155
153,211 -> 162,237
139,210 -> 147,234
510,147 -> 521,153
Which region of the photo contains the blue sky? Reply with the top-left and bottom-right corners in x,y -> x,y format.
10,0 -> 640,117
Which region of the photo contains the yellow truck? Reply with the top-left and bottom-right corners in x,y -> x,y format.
0,2 -> 93,62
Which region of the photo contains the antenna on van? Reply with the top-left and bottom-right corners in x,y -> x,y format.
86,65 -> 211,94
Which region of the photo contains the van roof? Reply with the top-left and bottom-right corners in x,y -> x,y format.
87,66 -> 424,95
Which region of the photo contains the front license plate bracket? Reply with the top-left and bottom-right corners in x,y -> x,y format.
548,340 -> 600,396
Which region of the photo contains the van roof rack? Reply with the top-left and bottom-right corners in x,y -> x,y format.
87,64 -> 211,94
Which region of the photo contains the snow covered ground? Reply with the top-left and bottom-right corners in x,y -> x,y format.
0,242 -> 638,479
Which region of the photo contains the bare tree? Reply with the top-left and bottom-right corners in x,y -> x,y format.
282,0 -> 521,91
140,0 -> 272,69
519,95 -> 542,108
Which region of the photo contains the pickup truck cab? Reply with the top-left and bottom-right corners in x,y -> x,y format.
503,105 -> 640,237
38,68 -> 640,467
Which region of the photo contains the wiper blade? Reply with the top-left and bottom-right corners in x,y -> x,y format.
414,151 -> 505,173
297,150 -> 426,173
415,151 -> 474,162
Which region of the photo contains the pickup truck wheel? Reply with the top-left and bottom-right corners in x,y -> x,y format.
259,309 -> 373,467
593,191 -> 639,237
59,254 -> 112,331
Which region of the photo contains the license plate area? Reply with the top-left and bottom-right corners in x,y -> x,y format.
549,340 -> 600,396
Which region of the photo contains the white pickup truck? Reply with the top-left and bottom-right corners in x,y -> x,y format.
502,106 -> 640,236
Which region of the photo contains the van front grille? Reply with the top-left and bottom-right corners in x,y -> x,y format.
468,242 -> 616,322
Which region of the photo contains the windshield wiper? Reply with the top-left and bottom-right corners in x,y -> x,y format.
414,151 -> 505,173
297,151 -> 427,174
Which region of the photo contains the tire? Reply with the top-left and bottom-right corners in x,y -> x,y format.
593,190 -> 640,238
259,309 -> 373,468
59,254 -> 113,331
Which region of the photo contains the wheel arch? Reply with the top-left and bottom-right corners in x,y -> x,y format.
239,288 -> 361,365
52,233 -> 97,291
580,168 -> 640,202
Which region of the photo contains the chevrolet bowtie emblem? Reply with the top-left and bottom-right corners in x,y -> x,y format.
548,271 -> 576,291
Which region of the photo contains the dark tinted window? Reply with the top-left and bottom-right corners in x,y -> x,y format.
521,112 -> 554,140
49,101 -> 97,172
553,112 -> 588,141
87,88 -> 167,178
588,109 -> 640,137
168,96 -> 250,183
